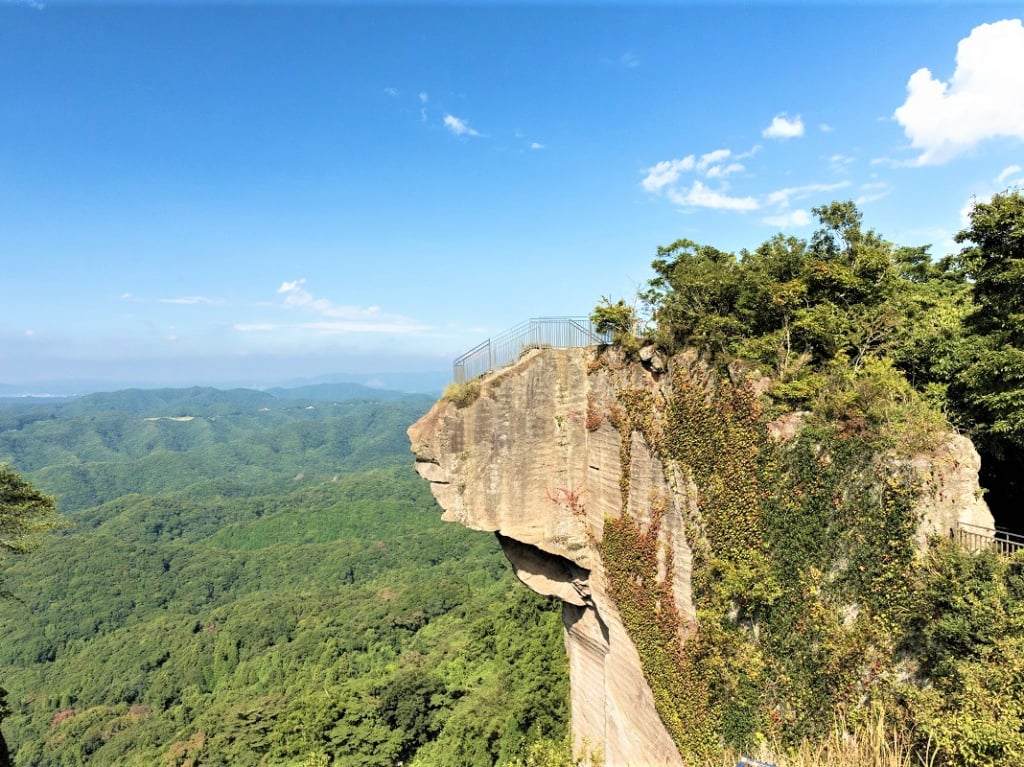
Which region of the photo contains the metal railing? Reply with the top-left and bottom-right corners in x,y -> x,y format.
957,522 -> 1024,557
452,317 -> 611,384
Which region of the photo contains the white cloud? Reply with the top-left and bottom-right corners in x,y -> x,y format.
894,19 -> 1024,165
158,296 -> 218,305
762,209 -> 812,228
855,189 -> 891,206
819,123 -> 834,133
997,164 -> 1023,185
828,153 -> 855,172
278,279 -> 381,319
641,156 -> 696,192
762,113 -> 805,139
443,113 -> 480,137
530,142 -> 545,150
666,181 -> 759,212
275,279 -> 428,335
384,87 -> 398,97
419,92 -> 428,103
704,162 -> 744,179
697,149 -> 731,172
297,321 -> 429,335
765,181 -> 850,208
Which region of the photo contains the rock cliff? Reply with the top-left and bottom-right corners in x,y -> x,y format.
408,347 -> 993,766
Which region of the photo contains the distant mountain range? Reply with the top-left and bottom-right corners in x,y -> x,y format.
0,373 -> 448,400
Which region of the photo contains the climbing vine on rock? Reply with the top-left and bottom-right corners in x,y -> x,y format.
599,363 -> 925,762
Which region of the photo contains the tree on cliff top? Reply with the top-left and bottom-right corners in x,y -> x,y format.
950,190 -> 1024,452
634,201 -> 963,430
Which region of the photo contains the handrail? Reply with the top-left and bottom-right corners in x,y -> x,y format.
453,317 -> 611,384
957,522 -> 1024,557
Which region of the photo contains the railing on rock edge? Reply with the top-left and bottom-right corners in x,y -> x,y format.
958,522 -> 1024,557
453,317 -> 611,384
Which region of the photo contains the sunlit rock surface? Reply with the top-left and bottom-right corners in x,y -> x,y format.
409,347 -> 993,766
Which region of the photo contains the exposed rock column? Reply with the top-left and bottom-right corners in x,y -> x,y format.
409,348 -> 685,767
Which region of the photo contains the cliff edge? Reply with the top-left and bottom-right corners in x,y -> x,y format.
408,347 -> 993,766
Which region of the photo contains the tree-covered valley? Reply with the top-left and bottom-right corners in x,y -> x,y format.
0,387 -> 568,766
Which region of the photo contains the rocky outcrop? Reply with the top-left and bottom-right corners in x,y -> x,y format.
410,348 -> 686,766
408,347 -> 994,766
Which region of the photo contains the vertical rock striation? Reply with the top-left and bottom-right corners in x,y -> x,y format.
409,348 -> 686,766
408,347 -> 994,766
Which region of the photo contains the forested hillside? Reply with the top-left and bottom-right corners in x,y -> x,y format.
0,388 -> 567,766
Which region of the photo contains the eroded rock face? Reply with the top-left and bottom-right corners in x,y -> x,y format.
409,348 -> 686,767
408,347 -> 994,766
910,434 -> 993,547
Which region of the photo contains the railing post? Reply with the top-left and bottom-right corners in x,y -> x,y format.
451,316 -> 615,384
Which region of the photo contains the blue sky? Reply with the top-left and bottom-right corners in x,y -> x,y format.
2,2 -> 1023,391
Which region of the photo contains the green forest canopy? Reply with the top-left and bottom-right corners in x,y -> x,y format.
0,389 -> 569,767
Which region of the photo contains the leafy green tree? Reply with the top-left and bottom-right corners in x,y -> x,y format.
0,465 -> 60,567
950,191 -> 1024,448
644,239 -> 744,357
944,190 -> 1024,520
590,298 -> 636,348
1,465 -> 61,767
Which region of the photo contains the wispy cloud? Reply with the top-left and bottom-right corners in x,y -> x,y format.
762,209 -> 812,228
234,323 -> 277,332
120,293 -> 222,306
3,0 -> 45,9
418,92 -> 428,103
666,181 -> 759,212
642,151 -> 756,212
894,19 -> 1024,165
530,142 -> 545,150
296,320 -> 430,335
855,181 -> 891,206
384,87 -> 398,97
642,156 -> 696,192
705,162 -> 745,180
643,143 -> 852,219
157,296 -> 219,306
697,149 -> 731,172
828,153 -> 855,173
274,279 -> 429,335
620,52 -> 639,69
765,181 -> 850,208
762,113 -> 805,139
443,113 -> 481,137
997,164 -> 1023,185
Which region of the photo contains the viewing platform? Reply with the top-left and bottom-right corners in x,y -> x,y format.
453,317 -> 610,384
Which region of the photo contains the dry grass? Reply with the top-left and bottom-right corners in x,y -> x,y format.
708,712 -> 935,767
442,379 -> 481,408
